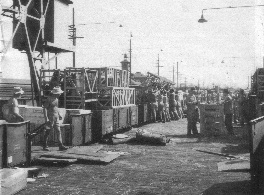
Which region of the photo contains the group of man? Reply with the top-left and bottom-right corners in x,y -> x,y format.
2,86 -> 67,151
147,88 -> 184,123
2,85 -> 241,151
186,87 -> 240,137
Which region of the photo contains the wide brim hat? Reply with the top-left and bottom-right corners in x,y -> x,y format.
51,86 -> 64,94
13,87 -> 24,94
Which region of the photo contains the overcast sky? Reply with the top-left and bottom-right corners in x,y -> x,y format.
1,0 -> 264,88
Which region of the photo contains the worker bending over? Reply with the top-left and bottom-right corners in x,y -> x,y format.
2,87 -> 24,123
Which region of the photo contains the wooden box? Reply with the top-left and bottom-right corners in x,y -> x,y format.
92,110 -> 113,142
118,107 -> 130,130
200,104 -> 225,136
3,121 -> 31,167
113,108 -> 119,132
113,107 -> 130,132
21,106 -> 67,125
1,168 -> 28,195
68,115 -> 83,146
0,120 -> 5,169
250,116 -> 264,193
82,114 -> 92,145
138,104 -> 145,125
130,105 -> 138,126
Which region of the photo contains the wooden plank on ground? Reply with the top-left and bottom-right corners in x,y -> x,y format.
217,160 -> 250,172
195,149 -> 237,158
66,145 -> 104,154
1,168 -> 28,195
40,151 -> 120,163
36,157 -> 78,163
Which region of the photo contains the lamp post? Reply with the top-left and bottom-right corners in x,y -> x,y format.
198,4 -> 264,23
129,32 -> 132,85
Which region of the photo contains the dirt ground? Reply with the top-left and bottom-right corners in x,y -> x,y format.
18,119 -> 252,195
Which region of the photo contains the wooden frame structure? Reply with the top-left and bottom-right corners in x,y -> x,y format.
252,68 -> 264,102
39,69 -> 62,102
1,0 -> 74,106
250,116 -> 264,193
91,67 -> 129,88
64,67 -> 98,109
97,87 -> 135,108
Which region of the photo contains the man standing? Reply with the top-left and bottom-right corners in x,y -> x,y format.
43,86 -> 67,151
238,89 -> 246,126
223,89 -> 235,135
2,87 -> 24,123
147,89 -> 158,122
186,87 -> 199,137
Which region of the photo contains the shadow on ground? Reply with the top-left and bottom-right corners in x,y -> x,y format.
202,180 -> 252,195
221,143 -> 249,154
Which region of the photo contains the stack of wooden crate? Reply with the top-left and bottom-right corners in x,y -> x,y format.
19,106 -> 93,147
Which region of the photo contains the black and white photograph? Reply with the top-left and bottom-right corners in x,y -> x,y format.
0,0 -> 263,194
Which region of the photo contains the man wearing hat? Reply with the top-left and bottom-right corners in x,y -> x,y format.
2,87 -> 25,123
186,87 -> 200,137
43,86 -> 67,151
147,88 -> 158,122
223,89 -> 234,135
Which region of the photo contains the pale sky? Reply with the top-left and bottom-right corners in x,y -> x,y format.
1,0 -> 264,88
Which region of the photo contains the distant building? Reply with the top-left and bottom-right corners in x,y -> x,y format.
132,72 -> 148,84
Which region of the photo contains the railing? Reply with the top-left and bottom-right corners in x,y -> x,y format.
90,67 -> 129,88
64,67 -> 98,109
97,87 -> 135,108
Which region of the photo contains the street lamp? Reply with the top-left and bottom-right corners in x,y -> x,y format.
198,4 -> 264,23
198,11 -> 207,23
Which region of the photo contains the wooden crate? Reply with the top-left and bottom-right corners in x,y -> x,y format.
92,110 -> 113,142
97,87 -> 136,108
118,107 -> 130,130
113,107 -> 132,132
64,68 -> 98,109
130,105 -> 138,126
250,116 -> 264,193
1,168 -> 28,195
138,104 -> 145,125
82,114 -> 92,145
113,108 -> 119,132
3,121 -> 31,167
91,67 -> 129,88
68,115 -> 83,146
199,104 -> 225,136
0,121 -> 5,168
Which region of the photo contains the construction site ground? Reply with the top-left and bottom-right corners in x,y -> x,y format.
18,119 -> 251,195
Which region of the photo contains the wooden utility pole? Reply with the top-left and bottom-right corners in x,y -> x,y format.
69,8 -> 84,68
156,54 -> 163,76
129,33 -> 132,85
173,65 -> 175,83
72,8 -> 76,67
185,77 -> 187,91
177,62 -> 179,90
